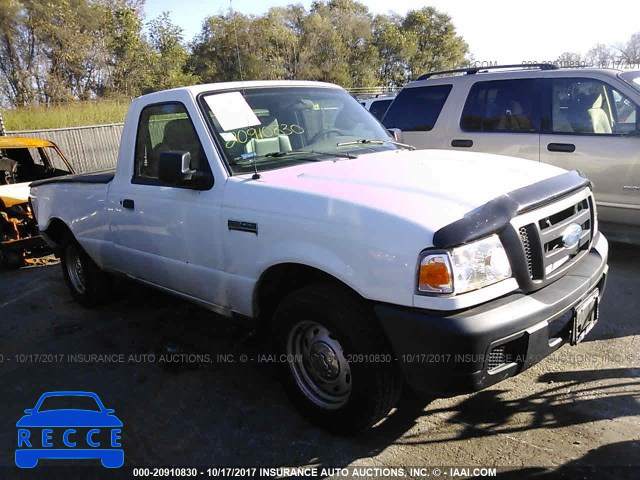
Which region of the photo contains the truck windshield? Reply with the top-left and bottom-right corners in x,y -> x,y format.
199,86 -> 398,174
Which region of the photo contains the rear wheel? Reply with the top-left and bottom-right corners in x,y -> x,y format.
60,236 -> 112,307
273,284 -> 402,434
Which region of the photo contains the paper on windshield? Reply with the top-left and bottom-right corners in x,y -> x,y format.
204,92 -> 261,131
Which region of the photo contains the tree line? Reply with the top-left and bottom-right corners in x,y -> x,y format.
1,0 -> 638,109
556,33 -> 640,69
0,0 -> 469,107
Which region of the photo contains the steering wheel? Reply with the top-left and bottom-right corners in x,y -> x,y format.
309,128 -> 345,144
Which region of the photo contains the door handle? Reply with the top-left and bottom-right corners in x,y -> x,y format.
451,139 -> 473,148
121,199 -> 134,210
547,143 -> 576,153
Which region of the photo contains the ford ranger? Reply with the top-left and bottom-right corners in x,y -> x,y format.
30,80 -> 609,433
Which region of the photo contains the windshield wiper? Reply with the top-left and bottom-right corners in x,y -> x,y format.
263,149 -> 357,160
336,139 -> 415,150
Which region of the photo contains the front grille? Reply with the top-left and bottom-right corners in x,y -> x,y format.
513,189 -> 594,285
519,226 -> 534,279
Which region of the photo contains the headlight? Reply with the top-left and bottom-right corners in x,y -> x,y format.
418,235 -> 512,295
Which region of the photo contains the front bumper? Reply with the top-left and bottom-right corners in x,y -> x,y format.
375,233 -> 609,395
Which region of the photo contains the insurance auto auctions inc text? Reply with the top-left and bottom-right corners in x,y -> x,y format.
228,466 -> 498,478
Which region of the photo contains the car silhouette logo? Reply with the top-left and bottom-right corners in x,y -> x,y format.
15,391 -> 123,468
561,223 -> 583,249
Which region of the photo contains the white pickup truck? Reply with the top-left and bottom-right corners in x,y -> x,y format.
30,80 -> 609,433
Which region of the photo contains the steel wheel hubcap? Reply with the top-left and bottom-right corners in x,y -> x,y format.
66,246 -> 86,294
287,321 -> 352,409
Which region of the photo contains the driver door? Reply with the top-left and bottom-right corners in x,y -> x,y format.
108,102 -> 224,303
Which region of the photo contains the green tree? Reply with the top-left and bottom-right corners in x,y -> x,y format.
188,11 -> 263,83
101,0 -> 153,98
298,0 -> 378,87
147,11 -> 197,91
38,0 -> 108,103
372,14 -> 416,87
0,0 -> 43,106
256,6 -> 303,80
297,9 -> 350,85
402,7 -> 468,80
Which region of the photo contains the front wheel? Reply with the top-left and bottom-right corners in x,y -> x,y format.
273,284 -> 402,434
60,236 -> 113,307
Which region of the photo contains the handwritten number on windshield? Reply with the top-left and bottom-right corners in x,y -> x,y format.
225,124 -> 304,148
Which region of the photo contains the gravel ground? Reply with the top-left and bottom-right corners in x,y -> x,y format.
0,243 -> 638,479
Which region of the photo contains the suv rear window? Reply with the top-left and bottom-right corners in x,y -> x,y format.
461,79 -> 540,133
382,85 -> 452,131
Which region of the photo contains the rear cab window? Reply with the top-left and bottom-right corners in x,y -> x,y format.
461,79 -> 541,133
382,85 -> 453,131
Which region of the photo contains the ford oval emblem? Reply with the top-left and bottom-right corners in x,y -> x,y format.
561,223 -> 582,249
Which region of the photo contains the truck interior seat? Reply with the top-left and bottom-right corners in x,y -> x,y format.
245,116 -> 292,156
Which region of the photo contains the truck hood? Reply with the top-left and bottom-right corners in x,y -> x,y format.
0,182 -> 30,207
231,149 -> 567,234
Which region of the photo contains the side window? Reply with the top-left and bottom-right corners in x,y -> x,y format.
134,103 -> 207,182
549,78 -> 637,135
368,99 -> 392,121
382,85 -> 452,131
608,87 -> 637,134
461,79 -> 539,133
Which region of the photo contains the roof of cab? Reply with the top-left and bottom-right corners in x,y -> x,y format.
0,136 -> 55,149
135,80 -> 343,102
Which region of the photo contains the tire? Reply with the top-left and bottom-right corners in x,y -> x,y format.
272,283 -> 402,434
60,235 -> 113,307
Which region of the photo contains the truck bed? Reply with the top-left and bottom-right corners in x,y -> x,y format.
30,170 -> 115,187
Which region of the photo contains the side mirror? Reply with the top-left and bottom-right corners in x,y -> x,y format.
24,409 -> 34,414
158,151 -> 192,184
105,409 -> 115,414
387,128 -> 402,142
158,151 -> 213,190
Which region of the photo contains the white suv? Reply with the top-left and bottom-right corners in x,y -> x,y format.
383,64 -> 640,243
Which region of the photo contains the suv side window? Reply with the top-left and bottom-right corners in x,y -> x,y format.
133,102 -> 208,183
382,85 -> 452,131
548,78 -> 638,135
368,99 -> 393,121
461,79 -> 540,133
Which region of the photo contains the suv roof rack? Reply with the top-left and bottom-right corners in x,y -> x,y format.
416,63 -> 558,81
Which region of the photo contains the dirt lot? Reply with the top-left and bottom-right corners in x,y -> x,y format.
0,242 -> 638,479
